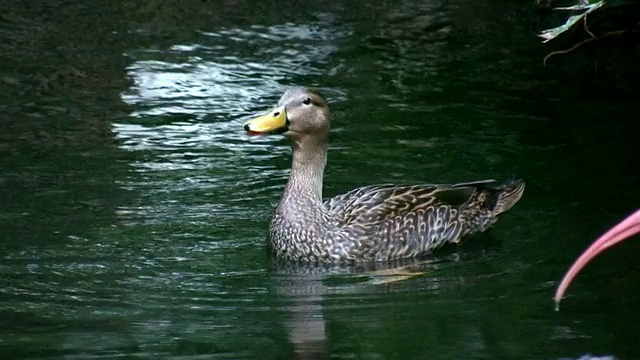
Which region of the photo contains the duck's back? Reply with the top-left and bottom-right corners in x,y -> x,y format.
324,179 -> 525,261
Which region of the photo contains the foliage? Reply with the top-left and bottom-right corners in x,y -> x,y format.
536,0 -> 640,65
538,1 -> 605,43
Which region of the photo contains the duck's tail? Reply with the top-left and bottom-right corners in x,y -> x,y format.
455,178 -> 525,238
492,178 -> 525,216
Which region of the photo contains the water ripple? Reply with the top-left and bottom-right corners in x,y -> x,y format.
122,18 -> 348,119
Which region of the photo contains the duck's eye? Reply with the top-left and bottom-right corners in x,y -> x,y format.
302,97 -> 311,106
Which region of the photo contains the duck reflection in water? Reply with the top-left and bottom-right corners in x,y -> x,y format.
270,258 -> 447,360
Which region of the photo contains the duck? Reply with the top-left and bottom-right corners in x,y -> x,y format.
243,87 -> 525,263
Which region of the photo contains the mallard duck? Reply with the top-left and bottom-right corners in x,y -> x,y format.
244,87 -> 525,263
554,209 -> 640,309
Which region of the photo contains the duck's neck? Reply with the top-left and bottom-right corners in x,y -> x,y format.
279,136 -> 328,216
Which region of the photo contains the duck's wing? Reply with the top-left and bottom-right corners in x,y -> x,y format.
323,179 -> 525,259
325,180 -> 497,223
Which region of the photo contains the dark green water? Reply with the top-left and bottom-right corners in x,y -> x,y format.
1,1 -> 639,359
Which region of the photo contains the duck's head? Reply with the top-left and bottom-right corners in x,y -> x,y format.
243,87 -> 330,143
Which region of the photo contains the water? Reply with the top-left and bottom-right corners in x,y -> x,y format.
1,1 -> 639,359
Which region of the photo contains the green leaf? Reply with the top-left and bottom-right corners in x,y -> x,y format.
538,0 -> 606,43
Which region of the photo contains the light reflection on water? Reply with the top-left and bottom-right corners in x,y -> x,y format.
121,18 -> 347,118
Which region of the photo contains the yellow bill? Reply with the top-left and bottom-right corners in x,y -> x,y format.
244,106 -> 288,136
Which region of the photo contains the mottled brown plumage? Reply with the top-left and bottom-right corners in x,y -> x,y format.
244,87 -> 525,263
